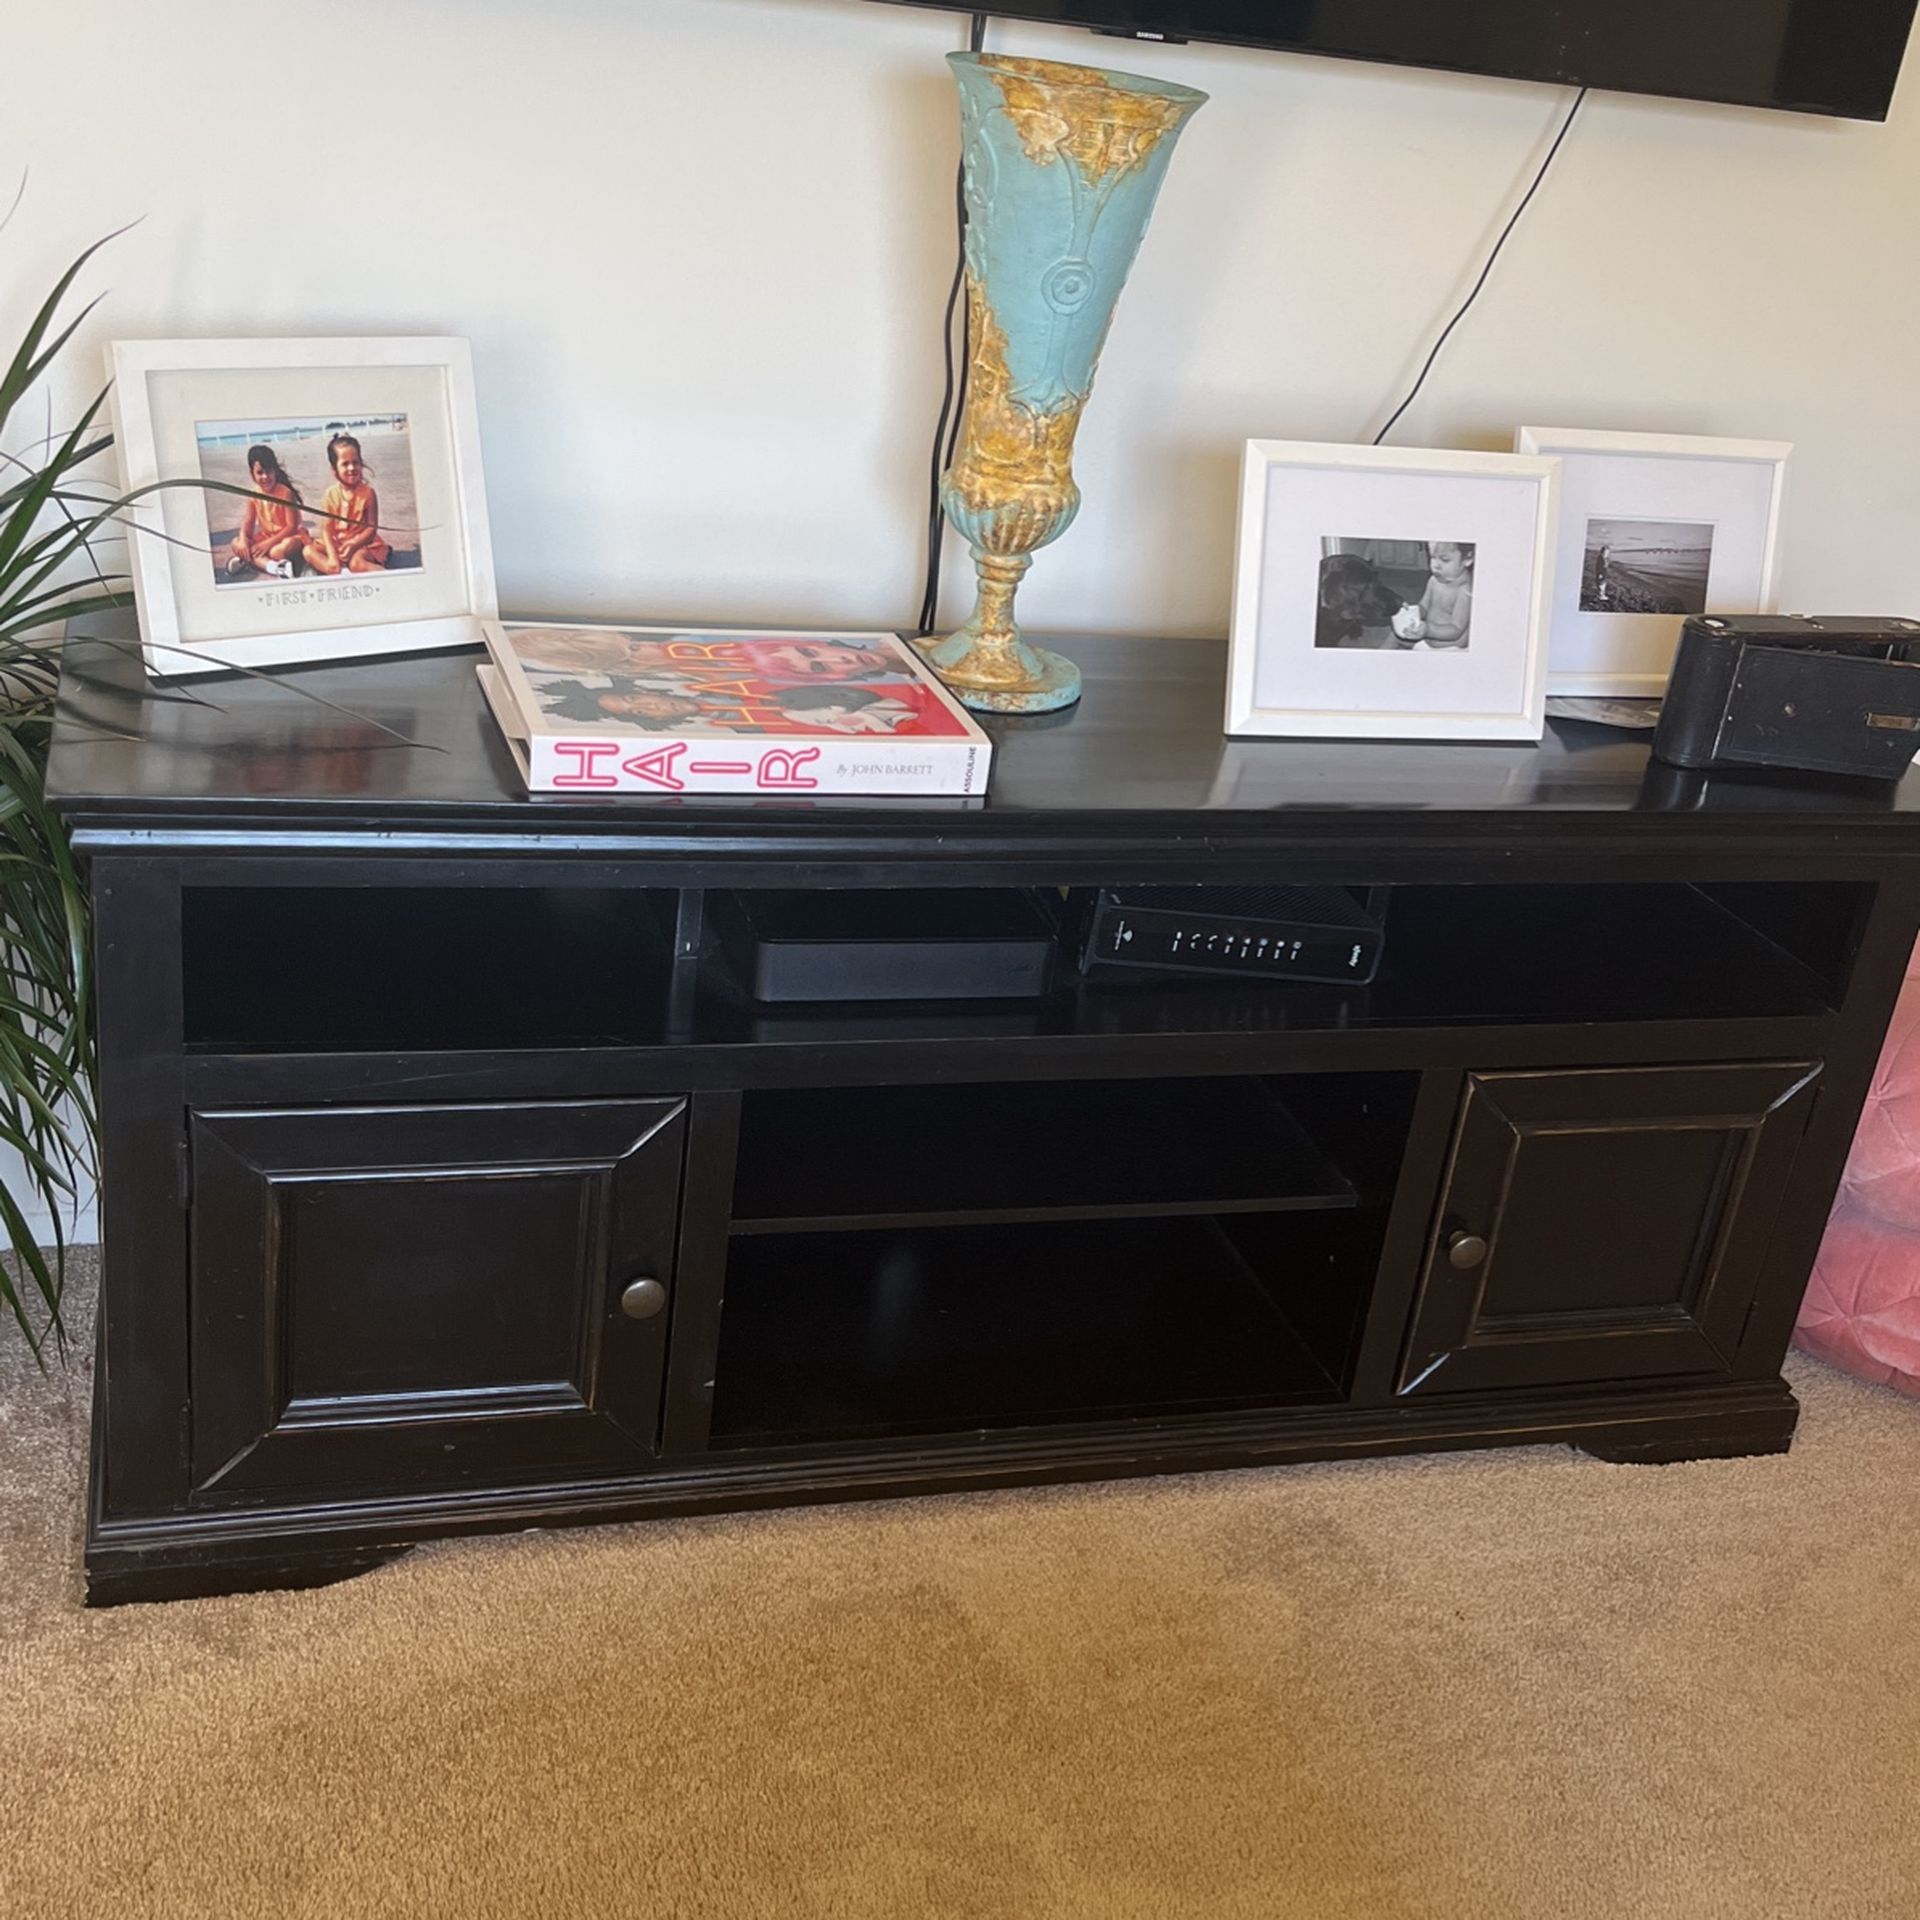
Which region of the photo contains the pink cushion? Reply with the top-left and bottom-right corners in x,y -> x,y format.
1799,1212 -> 1920,1394
1835,965 -> 1920,1231
1796,938 -> 1920,1396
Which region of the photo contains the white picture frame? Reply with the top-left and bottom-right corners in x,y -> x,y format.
110,336 -> 498,678
1226,440 -> 1558,742
1515,426 -> 1790,697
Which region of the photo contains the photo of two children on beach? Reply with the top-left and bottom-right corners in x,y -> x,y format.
196,413 -> 422,588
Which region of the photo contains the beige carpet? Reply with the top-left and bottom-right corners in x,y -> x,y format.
4,1252 -> 1919,1919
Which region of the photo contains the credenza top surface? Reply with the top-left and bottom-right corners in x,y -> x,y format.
47,615 -> 1920,856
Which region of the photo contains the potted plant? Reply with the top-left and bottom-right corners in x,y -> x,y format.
1,230 -> 426,1363
1,232 -> 135,1361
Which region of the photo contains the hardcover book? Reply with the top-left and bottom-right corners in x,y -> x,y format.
479,621 -> 993,796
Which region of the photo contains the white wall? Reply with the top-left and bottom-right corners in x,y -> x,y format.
5,0 -> 1916,1246
5,0 -> 1918,647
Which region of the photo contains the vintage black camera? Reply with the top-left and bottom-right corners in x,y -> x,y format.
1652,615 -> 1920,781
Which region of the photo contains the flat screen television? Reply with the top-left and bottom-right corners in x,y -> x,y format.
865,0 -> 1918,120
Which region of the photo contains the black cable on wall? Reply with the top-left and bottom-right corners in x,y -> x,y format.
1373,87 -> 1589,444
916,11 -> 989,638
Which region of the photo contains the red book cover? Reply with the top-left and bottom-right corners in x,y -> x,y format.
482,622 -> 992,797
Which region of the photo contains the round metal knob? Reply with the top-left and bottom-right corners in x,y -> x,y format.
620,1278 -> 668,1321
1447,1231 -> 1489,1272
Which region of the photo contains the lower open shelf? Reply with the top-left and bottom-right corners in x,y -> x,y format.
706,1212 -> 1361,1450
730,1076 -> 1356,1232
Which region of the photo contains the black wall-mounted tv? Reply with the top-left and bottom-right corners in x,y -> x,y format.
867,0 -> 1919,120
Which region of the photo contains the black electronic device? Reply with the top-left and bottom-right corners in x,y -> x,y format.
861,0 -> 1918,120
1073,885 -> 1386,985
715,887 -> 1060,1003
1652,616 -> 1920,782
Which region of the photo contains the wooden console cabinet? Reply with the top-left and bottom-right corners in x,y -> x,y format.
48,623 -> 1920,1603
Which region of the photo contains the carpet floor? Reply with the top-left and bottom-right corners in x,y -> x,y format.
4,1250 -> 1919,1918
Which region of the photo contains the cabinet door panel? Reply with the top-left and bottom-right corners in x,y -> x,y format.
188,1098 -> 685,1499
1399,1063 -> 1819,1396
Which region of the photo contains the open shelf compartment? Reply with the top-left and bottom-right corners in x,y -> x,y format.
709,1071 -> 1414,1450
730,1076 -> 1357,1234
708,1214 -> 1358,1449
178,875 -> 1866,1059
182,886 -> 680,1053
692,879 -> 1865,1049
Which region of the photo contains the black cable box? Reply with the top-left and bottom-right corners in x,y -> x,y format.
1072,885 -> 1385,985
714,888 -> 1060,1003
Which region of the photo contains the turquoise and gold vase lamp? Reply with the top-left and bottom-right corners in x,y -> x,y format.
918,52 -> 1207,714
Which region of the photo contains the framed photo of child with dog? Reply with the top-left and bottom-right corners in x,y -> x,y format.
110,337 -> 497,678
1226,441 -> 1558,742
1516,427 -> 1790,698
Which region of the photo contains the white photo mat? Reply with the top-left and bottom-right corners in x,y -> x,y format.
1226,441 -> 1558,742
110,336 -> 497,678
1515,426 -> 1789,697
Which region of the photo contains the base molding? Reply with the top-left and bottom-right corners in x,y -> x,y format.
1576,1426 -> 1797,1466
86,1542 -> 416,1608
86,1375 -> 1800,1605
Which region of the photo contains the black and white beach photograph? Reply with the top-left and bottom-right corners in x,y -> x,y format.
1580,517 -> 1713,615
1316,537 -> 1475,651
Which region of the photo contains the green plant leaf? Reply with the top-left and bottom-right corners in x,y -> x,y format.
0,387 -> 112,584
0,224 -> 130,444
0,245 -> 105,1352
0,220 -> 440,1358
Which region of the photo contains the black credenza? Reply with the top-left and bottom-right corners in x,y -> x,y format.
49,621 -> 1920,1603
